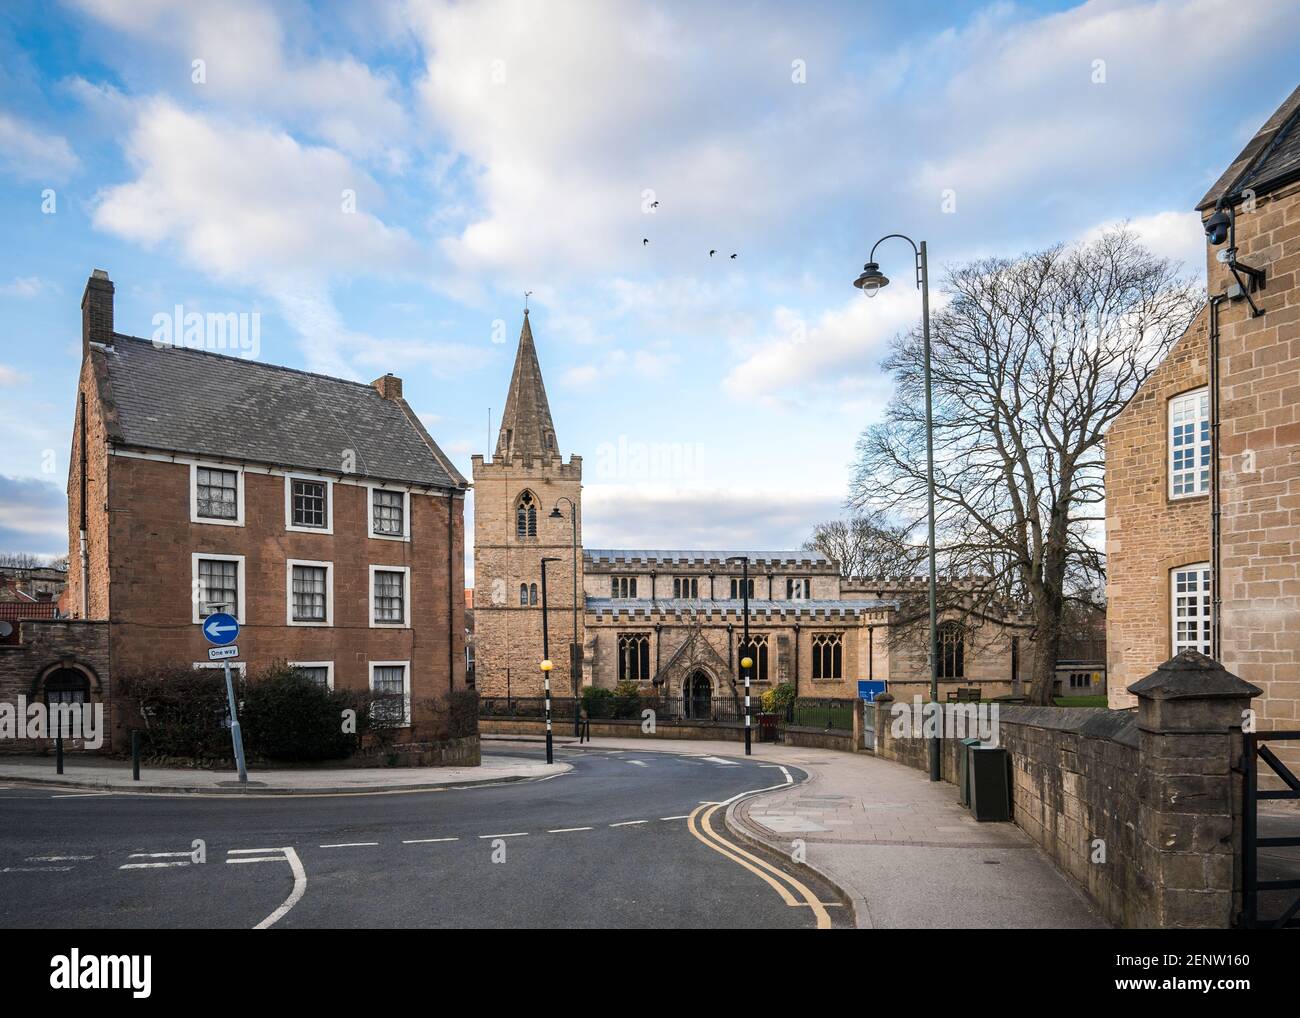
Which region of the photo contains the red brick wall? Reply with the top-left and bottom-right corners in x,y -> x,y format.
104,453 -> 465,746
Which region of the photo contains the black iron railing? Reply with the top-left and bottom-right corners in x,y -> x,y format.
1242,730 -> 1300,929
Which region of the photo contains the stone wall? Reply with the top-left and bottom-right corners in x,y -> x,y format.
870,652 -> 1257,928
0,619 -> 110,754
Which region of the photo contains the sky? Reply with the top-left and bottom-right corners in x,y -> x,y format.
1,0 -> 1298,580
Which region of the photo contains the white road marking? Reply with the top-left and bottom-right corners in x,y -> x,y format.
609,820 -> 648,827
120,861 -> 189,869
402,837 -> 459,844
477,832 -> 527,839
129,851 -> 191,858
227,857 -> 281,864
626,760 -> 647,767
228,848 -> 283,854
778,766 -> 793,783
319,842 -> 379,849
660,815 -> 689,821
3,865 -> 73,873
254,848 -> 306,931
702,756 -> 739,765
51,792 -> 115,799
546,827 -> 593,833
27,855 -> 94,862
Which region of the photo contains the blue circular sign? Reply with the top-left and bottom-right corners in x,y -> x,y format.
202,612 -> 240,646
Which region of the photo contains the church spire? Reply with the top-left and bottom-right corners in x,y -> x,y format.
495,310 -> 559,459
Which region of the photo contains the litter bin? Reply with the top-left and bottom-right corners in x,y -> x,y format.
757,713 -> 779,743
969,745 -> 1011,822
957,737 -> 981,807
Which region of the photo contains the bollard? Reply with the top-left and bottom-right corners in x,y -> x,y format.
132,731 -> 141,781
56,733 -> 64,775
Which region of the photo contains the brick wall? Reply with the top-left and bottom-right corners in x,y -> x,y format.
0,619 -> 110,753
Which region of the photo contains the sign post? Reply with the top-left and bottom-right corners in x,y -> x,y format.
203,612 -> 246,784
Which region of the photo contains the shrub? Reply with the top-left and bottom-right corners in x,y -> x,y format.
610,679 -> 644,719
117,665 -> 233,763
240,662 -> 361,761
582,686 -> 615,718
761,682 -> 796,715
447,689 -> 480,739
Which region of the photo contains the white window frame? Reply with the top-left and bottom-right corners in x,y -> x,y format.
369,660 -> 411,727
1171,563 -> 1212,656
284,473 -> 334,534
289,661 -> 335,691
193,661 -> 247,676
191,553 -> 246,624
189,462 -> 245,527
367,485 -> 411,542
286,559 -> 334,627
1168,388 -> 1210,499
369,564 -> 411,628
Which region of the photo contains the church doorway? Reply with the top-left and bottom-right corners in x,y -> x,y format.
684,671 -> 713,720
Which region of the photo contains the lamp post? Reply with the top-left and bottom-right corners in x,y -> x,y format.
549,498 -> 581,736
727,555 -> 752,756
854,236 -> 940,782
540,556 -> 560,764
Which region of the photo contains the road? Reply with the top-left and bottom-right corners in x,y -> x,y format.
0,745 -> 847,929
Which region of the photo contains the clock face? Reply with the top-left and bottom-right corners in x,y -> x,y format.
0,620 -> 13,638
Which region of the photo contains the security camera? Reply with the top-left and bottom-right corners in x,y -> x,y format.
1204,209 -> 1231,246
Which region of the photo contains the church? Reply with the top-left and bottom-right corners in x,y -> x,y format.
471,313 -> 1037,713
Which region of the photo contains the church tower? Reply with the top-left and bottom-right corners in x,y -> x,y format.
472,311 -> 584,699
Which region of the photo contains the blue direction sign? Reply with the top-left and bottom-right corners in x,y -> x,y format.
857,680 -> 888,702
202,612 -> 240,646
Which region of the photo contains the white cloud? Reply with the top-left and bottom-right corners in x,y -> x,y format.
1082,211 -> 1207,281
0,365 -> 29,385
71,0 -> 409,161
0,277 -> 50,298
0,113 -> 79,182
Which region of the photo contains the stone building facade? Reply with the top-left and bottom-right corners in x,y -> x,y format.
1106,85 -> 1300,766
48,269 -> 470,752
474,315 -> 1034,706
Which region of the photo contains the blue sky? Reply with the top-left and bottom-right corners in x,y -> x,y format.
1,0 -> 1298,576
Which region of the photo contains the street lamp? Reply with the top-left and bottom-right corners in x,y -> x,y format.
549,498 -> 581,736
726,555 -> 753,756
854,234 -> 940,782
540,556 -> 561,765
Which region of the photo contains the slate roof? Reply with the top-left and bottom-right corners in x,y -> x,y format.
1198,84 -> 1300,210
586,597 -> 895,615
98,335 -> 466,490
584,549 -> 832,566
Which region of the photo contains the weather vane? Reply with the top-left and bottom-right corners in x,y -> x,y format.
524,289 -> 533,313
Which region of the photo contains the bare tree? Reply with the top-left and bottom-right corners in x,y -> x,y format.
0,552 -> 45,569
850,228 -> 1201,704
803,514 -> 925,577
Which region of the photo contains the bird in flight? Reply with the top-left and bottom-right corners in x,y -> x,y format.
730,253 -> 737,259
642,238 -> 649,246
651,201 -> 660,208
709,249 -> 716,257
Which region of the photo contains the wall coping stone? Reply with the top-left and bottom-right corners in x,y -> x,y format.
1127,649 -> 1262,701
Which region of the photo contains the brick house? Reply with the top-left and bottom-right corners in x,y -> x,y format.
62,269 -> 470,751
1106,85 -> 1300,760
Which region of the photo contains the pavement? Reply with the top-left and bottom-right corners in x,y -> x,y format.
0,751 -> 568,794
535,734 -> 1107,929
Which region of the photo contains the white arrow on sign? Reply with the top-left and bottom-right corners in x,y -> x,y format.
205,620 -> 238,638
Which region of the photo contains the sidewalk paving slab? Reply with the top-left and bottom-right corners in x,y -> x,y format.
0,753 -> 569,795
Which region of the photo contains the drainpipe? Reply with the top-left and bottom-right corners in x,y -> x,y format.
1209,295 -> 1224,661
448,493 -> 456,694
868,624 -> 874,681
79,391 -> 89,619
793,622 -> 801,696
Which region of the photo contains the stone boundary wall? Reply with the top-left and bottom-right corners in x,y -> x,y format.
480,716 -> 853,752
869,652 -> 1256,929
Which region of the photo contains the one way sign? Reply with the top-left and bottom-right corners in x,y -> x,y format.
202,612 -> 240,646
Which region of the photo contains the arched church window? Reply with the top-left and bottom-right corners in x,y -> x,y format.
519,583 -> 529,606
515,491 -> 537,538
529,583 -> 539,606
939,623 -> 965,680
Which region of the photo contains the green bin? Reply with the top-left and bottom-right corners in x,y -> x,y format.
969,745 -> 1011,822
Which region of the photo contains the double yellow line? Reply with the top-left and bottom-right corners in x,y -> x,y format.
687,800 -> 833,929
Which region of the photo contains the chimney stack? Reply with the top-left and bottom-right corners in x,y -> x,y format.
372,373 -> 403,400
81,269 -> 114,357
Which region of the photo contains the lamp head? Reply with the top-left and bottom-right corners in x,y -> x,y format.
549,507 -> 564,519
540,659 -> 553,672
853,261 -> 889,296
740,656 -> 754,670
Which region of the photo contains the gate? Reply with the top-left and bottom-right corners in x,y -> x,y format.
1241,731 -> 1300,929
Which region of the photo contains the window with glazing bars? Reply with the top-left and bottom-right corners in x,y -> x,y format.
196,468 -> 238,519
292,480 -> 327,527
738,636 -> 769,682
198,559 -> 238,618
372,489 -> 404,535
811,633 -> 842,679
372,665 -> 406,725
673,576 -> 698,598
611,576 -> 637,598
292,565 -> 327,621
373,570 -> 405,623
617,634 -> 650,682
